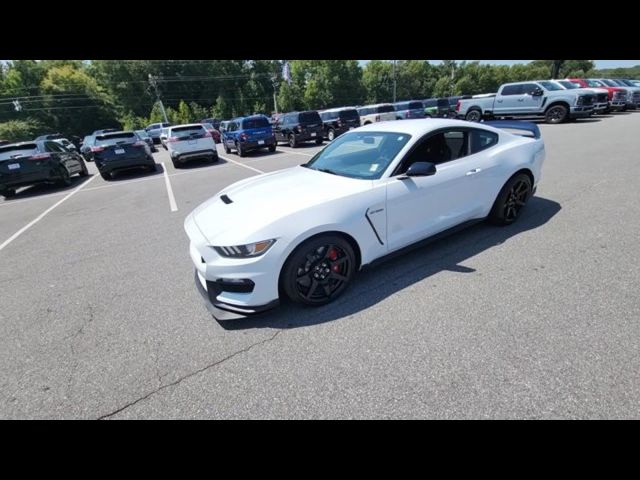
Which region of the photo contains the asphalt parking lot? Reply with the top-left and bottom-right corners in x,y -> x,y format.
2,113 -> 640,419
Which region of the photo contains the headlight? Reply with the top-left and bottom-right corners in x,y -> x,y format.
212,239 -> 276,258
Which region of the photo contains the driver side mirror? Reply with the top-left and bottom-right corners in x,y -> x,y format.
403,162 -> 437,178
531,88 -> 544,97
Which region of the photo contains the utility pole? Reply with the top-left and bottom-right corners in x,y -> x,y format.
272,75 -> 279,115
392,60 -> 397,103
148,74 -> 169,123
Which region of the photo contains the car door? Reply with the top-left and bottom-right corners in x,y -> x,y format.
494,85 -> 523,114
384,128 -> 485,251
45,141 -> 76,174
519,83 -> 545,113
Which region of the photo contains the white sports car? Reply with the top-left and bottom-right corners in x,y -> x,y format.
185,119 -> 545,319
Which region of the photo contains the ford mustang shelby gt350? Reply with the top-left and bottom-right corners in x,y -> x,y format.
185,119 -> 545,319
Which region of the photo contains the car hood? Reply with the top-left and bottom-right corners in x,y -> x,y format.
190,166 -> 372,244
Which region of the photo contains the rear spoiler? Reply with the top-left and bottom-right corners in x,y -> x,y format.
483,120 -> 541,139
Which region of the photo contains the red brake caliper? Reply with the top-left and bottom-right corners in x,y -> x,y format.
327,247 -> 340,272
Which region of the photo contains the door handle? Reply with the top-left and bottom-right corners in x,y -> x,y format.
496,100 -> 503,103
466,168 -> 482,176
518,98 -> 524,102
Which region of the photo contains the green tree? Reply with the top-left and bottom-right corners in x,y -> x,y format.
0,119 -> 43,142
362,60 -> 393,103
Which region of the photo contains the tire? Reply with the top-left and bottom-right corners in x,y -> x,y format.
100,171 -> 111,181
488,173 -> 532,226
545,104 -> 568,124
327,129 -> 336,141
237,142 -> 246,157
210,154 -> 220,162
148,161 -> 157,172
315,138 -> 323,145
172,159 -> 179,169
268,144 -> 276,153
2,189 -> 16,198
281,234 -> 356,306
79,160 -> 89,177
465,109 -> 482,122
224,142 -> 231,154
288,134 -> 297,148
57,167 -> 72,187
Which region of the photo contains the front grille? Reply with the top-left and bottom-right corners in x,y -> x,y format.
597,93 -> 608,103
577,95 -> 594,105
633,93 -> 640,103
613,91 -> 626,100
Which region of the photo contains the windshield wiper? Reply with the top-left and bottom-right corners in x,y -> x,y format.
315,168 -> 338,175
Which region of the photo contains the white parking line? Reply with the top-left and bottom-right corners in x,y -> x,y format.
218,155 -> 265,173
276,148 -> 315,157
161,162 -> 178,212
0,175 -> 97,253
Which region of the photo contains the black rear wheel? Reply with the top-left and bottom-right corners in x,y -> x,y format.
2,189 -> 16,198
237,142 -> 246,157
545,104 -> 568,124
100,171 -> 111,181
281,235 -> 355,306
488,173 -> 532,226
268,144 -> 276,152
58,167 -> 72,187
288,134 -> 297,148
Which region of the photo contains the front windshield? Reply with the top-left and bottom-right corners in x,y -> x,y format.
303,131 -> 411,180
538,81 -> 563,91
599,79 -> 617,87
586,79 -> 604,87
557,81 -> 579,89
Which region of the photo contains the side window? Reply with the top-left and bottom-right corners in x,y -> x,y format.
520,83 -> 539,95
443,131 -> 468,160
396,129 -> 469,174
501,85 -> 522,96
470,129 -> 499,154
45,141 -> 63,152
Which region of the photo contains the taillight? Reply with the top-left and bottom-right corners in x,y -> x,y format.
91,146 -> 104,153
456,101 -> 461,112
133,141 -> 146,147
239,133 -> 248,141
337,119 -> 343,127
167,136 -> 179,143
31,153 -> 51,160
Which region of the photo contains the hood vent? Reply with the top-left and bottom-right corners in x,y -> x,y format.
220,194 -> 233,204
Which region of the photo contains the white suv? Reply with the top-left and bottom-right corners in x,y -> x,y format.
166,124 -> 218,168
356,103 -> 396,125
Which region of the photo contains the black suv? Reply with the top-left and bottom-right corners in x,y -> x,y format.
273,111 -> 324,147
0,140 -> 88,198
318,108 -> 360,141
91,131 -> 156,180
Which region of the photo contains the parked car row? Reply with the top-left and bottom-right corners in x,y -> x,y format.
456,78 -> 640,124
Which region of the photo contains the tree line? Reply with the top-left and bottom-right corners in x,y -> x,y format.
0,59 -> 633,142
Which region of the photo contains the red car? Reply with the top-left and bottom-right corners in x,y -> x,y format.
567,78 -> 628,111
201,123 -> 221,143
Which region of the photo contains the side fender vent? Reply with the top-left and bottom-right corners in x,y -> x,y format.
220,194 -> 232,204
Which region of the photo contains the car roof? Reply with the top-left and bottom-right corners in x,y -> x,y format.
356,118 -> 498,137
169,123 -> 205,129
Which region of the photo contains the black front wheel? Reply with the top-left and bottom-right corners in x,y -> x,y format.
545,104 -> 568,124
288,134 -> 297,148
2,188 -> 16,198
488,173 -> 532,226
281,235 -> 355,306
268,144 -> 276,152
237,142 -> 246,157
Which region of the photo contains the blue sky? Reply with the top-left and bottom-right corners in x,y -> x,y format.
359,60 -> 640,69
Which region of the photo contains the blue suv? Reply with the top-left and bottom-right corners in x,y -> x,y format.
222,115 -> 276,157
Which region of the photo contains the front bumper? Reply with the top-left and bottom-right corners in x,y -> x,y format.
185,213 -> 282,319
569,106 -> 593,118
194,270 -> 279,320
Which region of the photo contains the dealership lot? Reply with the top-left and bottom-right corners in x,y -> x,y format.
1,113 -> 640,419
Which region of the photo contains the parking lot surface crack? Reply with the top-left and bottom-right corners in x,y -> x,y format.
97,329 -> 283,419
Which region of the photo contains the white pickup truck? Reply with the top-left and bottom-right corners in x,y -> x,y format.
456,80 -> 595,124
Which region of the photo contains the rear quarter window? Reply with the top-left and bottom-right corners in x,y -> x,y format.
95,132 -> 136,146
377,105 -> 395,113
470,129 -> 499,154
408,102 -> 424,110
